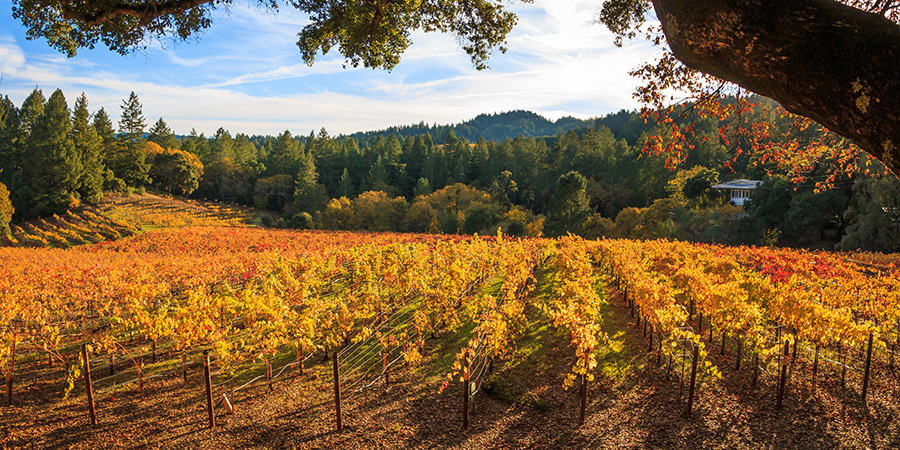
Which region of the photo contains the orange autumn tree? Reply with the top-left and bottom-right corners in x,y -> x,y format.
146,141 -> 204,196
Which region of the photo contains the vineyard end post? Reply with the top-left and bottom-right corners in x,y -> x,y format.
776,340 -> 790,410
463,357 -> 470,431
333,352 -> 343,432
684,344 -> 699,419
7,339 -> 15,407
862,332 -> 874,400
579,373 -> 588,425
82,344 -> 97,426
203,350 -> 215,429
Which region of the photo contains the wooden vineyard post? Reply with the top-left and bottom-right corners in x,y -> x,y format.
6,339 -> 15,407
862,332 -> 874,400
752,354 -> 759,387
332,352 -> 343,432
182,352 -> 188,384
657,334 -> 663,366
812,344 -> 820,384
82,344 -> 97,426
138,359 -> 144,396
678,345 -> 686,399
383,350 -> 389,386
648,326 -> 654,352
721,333 -> 726,355
736,339 -> 742,371
776,340 -> 790,410
267,359 -> 272,392
684,344 -> 700,419
463,357 -> 470,431
109,351 -> 115,377
203,350 -> 215,429
579,373 -> 588,425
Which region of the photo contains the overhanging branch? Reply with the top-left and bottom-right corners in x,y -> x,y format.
62,0 -> 214,27
653,0 -> 900,176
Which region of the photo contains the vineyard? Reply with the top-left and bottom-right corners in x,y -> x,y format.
100,194 -> 255,229
0,194 -> 257,249
2,229 -> 900,449
1,208 -> 138,248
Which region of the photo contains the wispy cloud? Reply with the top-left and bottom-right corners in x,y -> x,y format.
201,60 -> 350,88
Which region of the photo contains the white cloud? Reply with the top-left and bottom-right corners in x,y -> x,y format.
0,35 -> 27,78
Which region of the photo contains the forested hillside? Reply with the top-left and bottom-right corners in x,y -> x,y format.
1,89 -> 898,251
348,110 -> 596,143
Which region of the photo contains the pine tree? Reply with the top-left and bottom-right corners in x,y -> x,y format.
233,133 -> 257,166
209,127 -> 235,163
148,117 -> 179,150
293,149 -> 325,213
92,107 -> 115,142
7,89 -> 46,212
338,167 -> 355,198
268,130 -> 302,176
0,96 -> 21,188
92,107 -> 122,191
112,91 -> 150,187
26,89 -> 80,215
118,91 -> 146,141
18,88 -> 45,136
368,155 -> 388,190
72,93 -> 105,202
383,134 -> 406,187
181,129 -> 210,162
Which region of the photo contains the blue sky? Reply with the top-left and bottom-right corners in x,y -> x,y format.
0,0 -> 661,137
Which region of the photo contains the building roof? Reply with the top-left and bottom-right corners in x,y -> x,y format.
712,179 -> 762,190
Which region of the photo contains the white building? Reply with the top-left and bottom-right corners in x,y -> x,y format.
712,179 -> 762,206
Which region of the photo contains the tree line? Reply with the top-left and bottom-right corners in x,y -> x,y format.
1,88 -> 898,252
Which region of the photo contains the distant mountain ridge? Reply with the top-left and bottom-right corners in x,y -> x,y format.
347,110 -> 599,143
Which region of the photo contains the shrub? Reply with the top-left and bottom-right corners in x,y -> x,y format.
291,212 -> 314,229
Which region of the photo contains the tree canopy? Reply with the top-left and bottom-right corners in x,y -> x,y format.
12,0 -> 528,70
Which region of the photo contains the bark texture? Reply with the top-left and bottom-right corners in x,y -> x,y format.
654,0 -> 900,175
